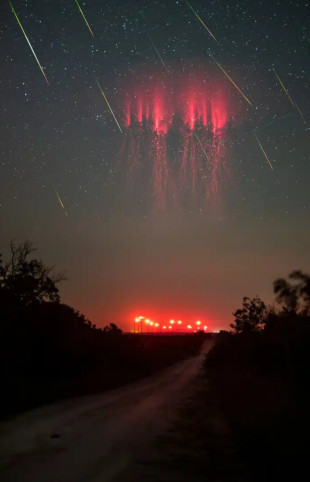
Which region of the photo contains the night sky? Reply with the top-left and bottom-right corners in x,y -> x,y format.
1,0 -> 310,331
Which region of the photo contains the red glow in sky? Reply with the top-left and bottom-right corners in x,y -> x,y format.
124,76 -> 232,133
120,70 -> 240,207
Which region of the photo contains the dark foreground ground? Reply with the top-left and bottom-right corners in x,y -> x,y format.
1,333 -> 205,417
129,371 -> 250,482
203,326 -> 310,481
0,341 -> 215,482
2,326 -> 309,481
132,328 -> 310,482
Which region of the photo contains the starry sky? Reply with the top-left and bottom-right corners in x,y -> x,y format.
1,0 -> 310,331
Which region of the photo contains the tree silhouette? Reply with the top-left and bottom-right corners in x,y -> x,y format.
274,270 -> 310,314
0,240 -> 65,307
230,296 -> 268,334
103,323 -> 122,334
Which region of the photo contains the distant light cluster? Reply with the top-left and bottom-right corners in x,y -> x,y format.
134,316 -> 208,333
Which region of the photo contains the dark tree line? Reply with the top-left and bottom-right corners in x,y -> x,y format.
230,270 -> 310,334
205,270 -> 310,481
0,240 -> 125,414
0,240 -> 121,333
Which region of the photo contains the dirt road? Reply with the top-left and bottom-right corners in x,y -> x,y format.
0,340 -> 213,482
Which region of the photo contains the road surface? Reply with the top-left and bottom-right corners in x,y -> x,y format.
0,340 -> 213,482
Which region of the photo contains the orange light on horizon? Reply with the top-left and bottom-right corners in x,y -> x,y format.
134,316 -> 207,332
135,316 -> 144,322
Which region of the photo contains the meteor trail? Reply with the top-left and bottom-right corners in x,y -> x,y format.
95,78 -> 123,133
146,33 -> 169,74
294,102 -> 307,125
273,69 -> 307,125
194,133 -> 209,160
253,132 -> 273,170
184,0 -> 216,41
74,0 -> 94,38
272,69 -> 295,106
9,2 -> 49,85
55,190 -> 68,216
210,53 -> 252,106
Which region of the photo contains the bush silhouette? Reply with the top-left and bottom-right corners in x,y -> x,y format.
230,295 -> 267,334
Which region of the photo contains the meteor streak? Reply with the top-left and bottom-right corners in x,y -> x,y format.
210,53 -> 252,106
294,102 -> 307,125
194,133 -> 209,160
273,69 -> 295,106
253,132 -> 273,170
184,0 -> 216,41
74,0 -> 94,38
273,69 -> 307,124
55,190 -> 68,216
9,1 -> 49,85
146,33 -> 169,74
95,77 -> 123,133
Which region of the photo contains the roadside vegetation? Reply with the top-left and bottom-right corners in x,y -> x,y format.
204,270 -> 310,480
0,240 -> 204,416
